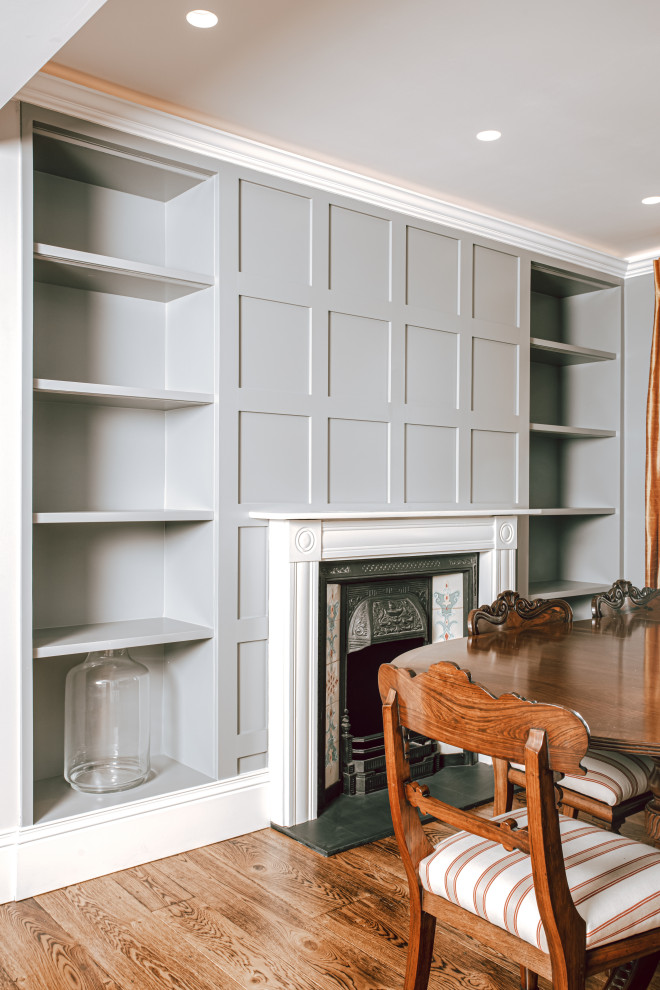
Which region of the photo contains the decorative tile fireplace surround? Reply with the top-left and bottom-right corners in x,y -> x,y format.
320,552 -> 478,805
253,511 -> 519,828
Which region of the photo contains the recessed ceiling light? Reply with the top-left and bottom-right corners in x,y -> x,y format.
476,130 -> 502,142
642,196 -> 660,205
186,9 -> 218,28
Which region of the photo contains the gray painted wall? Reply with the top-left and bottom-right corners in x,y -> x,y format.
219,166 -> 529,778
623,273 -> 654,582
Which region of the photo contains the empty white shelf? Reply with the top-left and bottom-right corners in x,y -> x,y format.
33,616 -> 214,658
530,507 -> 615,516
33,754 -> 216,825
34,243 -> 214,301
530,423 -> 616,439
33,510 -> 213,523
529,580 -> 611,600
530,338 -> 616,365
34,379 -> 214,409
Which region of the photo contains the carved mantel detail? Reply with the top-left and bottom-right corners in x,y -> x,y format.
347,592 -> 427,653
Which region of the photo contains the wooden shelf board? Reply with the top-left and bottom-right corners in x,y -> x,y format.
33,755 -> 216,825
530,338 -> 616,365
529,507 -> 615,516
33,617 -> 214,658
33,511 -> 213,523
530,423 -> 616,439
529,580 -> 610,600
34,243 -> 214,301
34,379 -> 214,409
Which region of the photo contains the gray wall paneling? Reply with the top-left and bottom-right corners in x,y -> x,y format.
220,163 -> 528,776
21,106 -> 626,789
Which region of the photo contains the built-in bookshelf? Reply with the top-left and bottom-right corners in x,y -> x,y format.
27,117 -> 219,824
526,263 -> 621,613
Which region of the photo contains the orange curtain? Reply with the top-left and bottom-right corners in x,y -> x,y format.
645,259 -> 660,585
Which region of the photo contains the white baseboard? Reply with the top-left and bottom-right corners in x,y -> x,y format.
7,770 -> 269,902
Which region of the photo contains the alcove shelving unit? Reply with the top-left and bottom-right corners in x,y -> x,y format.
526,263 -> 621,613
25,112 -> 219,825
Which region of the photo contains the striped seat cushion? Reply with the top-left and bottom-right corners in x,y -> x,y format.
511,749 -> 653,806
419,810 -> 660,952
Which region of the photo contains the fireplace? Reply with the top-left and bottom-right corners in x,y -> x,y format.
255,510 -> 519,828
319,553 -> 478,810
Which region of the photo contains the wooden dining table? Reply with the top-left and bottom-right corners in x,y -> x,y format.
391,604 -> 660,844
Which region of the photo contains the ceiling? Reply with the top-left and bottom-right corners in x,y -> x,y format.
1,0 -> 107,110
44,0 -> 660,261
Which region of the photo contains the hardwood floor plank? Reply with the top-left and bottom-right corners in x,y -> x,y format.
113,862 -> 193,912
197,828 -> 372,918
0,897 -> 110,989
39,885 -> 185,990
156,890 -> 403,990
322,897 -> 409,976
253,826 -> 414,905
0,961 -> 19,990
153,845 -> 409,990
164,847 -> 518,990
149,847 -> 311,931
40,880 -> 243,990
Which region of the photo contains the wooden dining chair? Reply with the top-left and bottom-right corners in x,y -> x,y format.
592,578 -> 660,618
380,658 -> 660,990
469,590 -> 653,832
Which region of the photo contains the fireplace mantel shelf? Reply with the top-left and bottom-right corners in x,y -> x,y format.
252,509 -> 528,520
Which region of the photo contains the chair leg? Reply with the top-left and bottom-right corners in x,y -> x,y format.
493,758 -> 514,816
520,966 -> 538,990
560,804 -> 579,819
405,905 -> 436,990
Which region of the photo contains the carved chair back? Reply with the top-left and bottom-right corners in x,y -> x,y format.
379,660 -> 590,986
468,590 -> 572,636
592,579 -> 660,618
468,594 -> 652,832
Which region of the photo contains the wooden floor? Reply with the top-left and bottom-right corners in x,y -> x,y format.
1,801 -> 660,990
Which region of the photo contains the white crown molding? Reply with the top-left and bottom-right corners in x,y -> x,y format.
19,71 -> 631,279
625,257 -> 655,279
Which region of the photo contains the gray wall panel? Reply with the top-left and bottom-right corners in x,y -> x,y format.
329,205 -> 391,301
239,179 -> 311,287
471,429 -> 518,504
328,417 -> 389,503
328,311 -> 390,401
405,424 -> 457,503
405,324 -> 458,409
472,337 -> 518,417
473,244 -> 520,327
239,411 -> 310,503
406,225 -> 459,314
238,640 -> 268,735
239,295 -> 311,394
238,526 -> 268,619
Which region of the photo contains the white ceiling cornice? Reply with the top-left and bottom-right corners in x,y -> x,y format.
625,258 -> 655,279
19,71 -> 634,280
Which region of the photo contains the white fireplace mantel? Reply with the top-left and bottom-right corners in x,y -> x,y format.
251,511 -> 520,827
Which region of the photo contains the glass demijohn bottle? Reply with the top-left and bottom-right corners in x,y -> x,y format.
64,648 -> 151,793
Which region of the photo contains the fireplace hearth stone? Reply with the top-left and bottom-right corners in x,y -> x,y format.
271,759 -> 494,856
